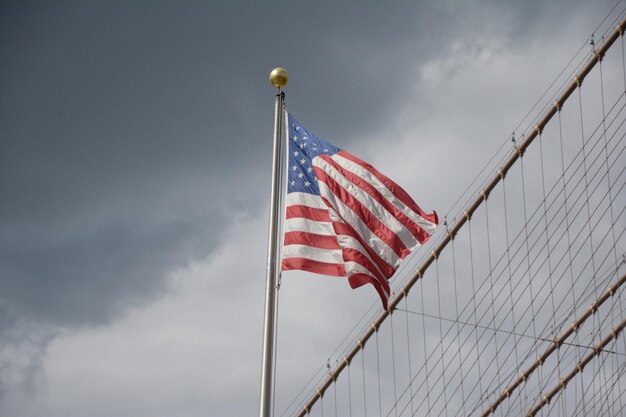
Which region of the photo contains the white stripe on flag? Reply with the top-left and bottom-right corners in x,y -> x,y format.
285,192 -> 328,210
332,153 -> 438,234
283,244 -> 344,264
335,232 -> 387,279
314,156 -> 419,251
284,217 -> 336,236
318,181 -> 402,268
344,262 -> 390,298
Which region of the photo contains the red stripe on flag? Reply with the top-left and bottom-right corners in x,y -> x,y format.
322,155 -> 433,244
347,273 -> 371,289
348,273 -> 389,310
285,205 -> 331,222
284,231 -> 341,250
282,257 -> 346,277
337,151 -> 439,226
344,265 -> 391,302
331,219 -> 396,278
341,248 -> 388,289
314,160 -> 410,259
368,277 -> 389,310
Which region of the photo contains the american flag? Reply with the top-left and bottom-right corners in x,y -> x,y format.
282,113 -> 438,309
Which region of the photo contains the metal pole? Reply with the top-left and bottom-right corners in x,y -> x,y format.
259,69 -> 287,417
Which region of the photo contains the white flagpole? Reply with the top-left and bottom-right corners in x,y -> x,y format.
259,68 -> 288,417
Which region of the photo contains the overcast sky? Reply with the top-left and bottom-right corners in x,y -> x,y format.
0,1 -> 623,416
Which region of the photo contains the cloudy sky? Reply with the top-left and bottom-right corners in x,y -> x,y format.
0,1 -> 623,416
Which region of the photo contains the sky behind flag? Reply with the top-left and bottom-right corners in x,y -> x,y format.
0,1 -> 622,416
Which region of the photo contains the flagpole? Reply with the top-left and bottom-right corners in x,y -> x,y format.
259,68 -> 289,417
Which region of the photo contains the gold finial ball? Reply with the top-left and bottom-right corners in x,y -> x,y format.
269,67 -> 289,89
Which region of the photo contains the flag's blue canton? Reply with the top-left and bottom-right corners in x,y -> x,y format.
287,114 -> 342,196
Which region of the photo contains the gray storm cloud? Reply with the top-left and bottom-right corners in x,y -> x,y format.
0,0 -> 615,415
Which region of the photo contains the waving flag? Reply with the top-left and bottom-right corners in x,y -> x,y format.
282,113 -> 438,309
